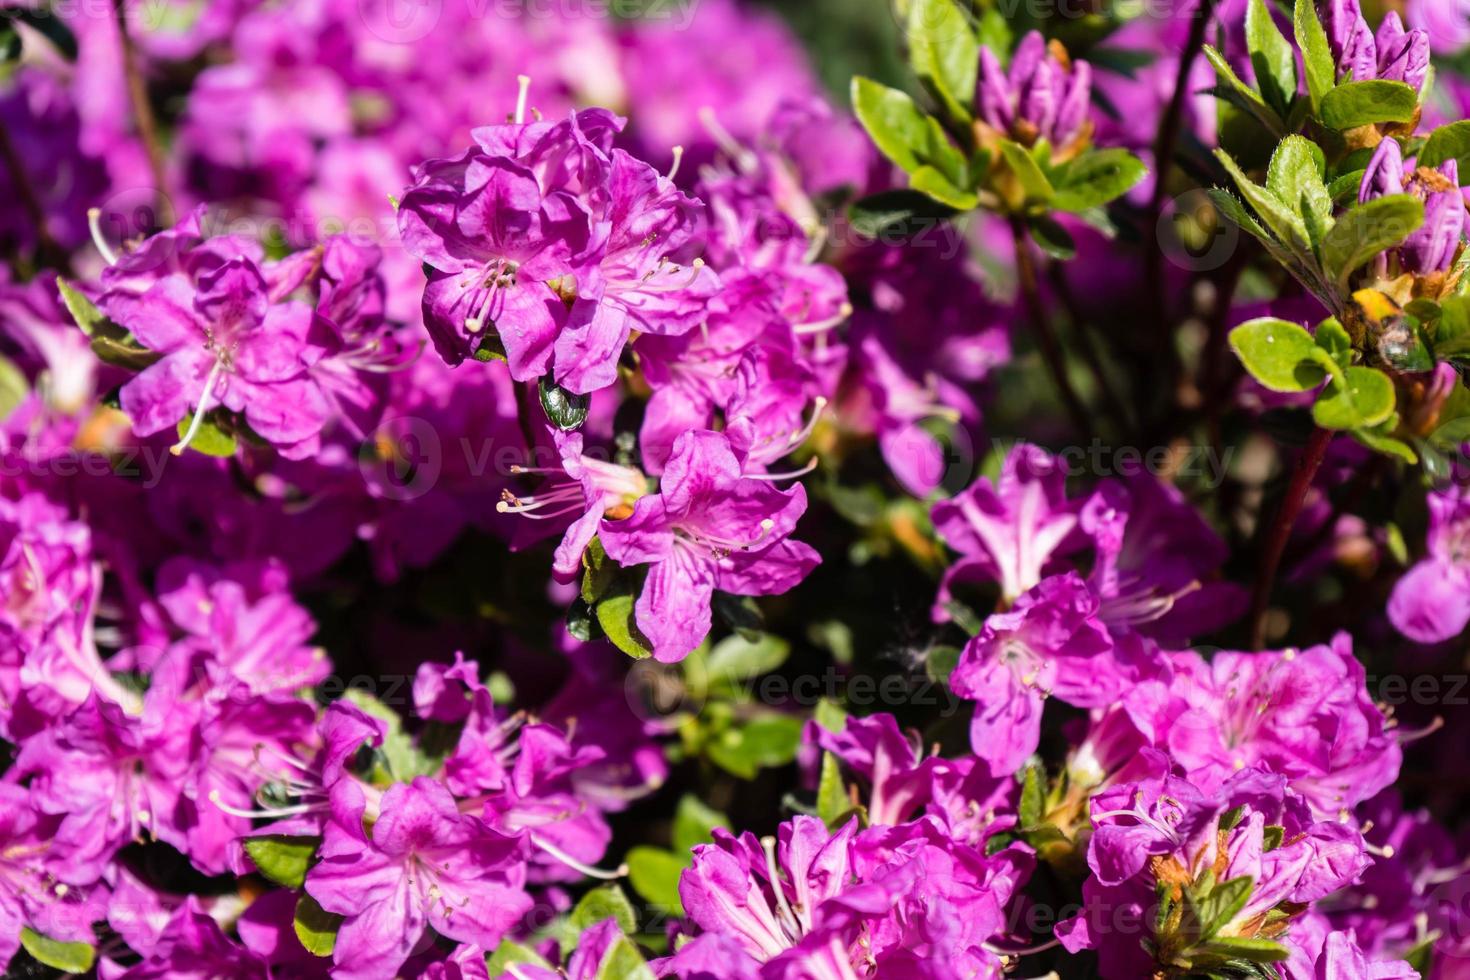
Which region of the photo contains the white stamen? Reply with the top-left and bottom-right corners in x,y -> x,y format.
667,145 -> 685,183
88,208 -> 119,266
171,357 -> 227,456
793,303 -> 853,335
761,836 -> 801,936
514,75 -> 531,125
530,833 -> 627,880
697,107 -> 759,173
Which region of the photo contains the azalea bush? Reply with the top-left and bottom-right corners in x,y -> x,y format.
3,0 -> 1470,976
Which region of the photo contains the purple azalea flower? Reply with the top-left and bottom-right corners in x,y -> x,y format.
674,815 -> 859,969
0,783 -> 102,969
977,31 -> 1093,150
1360,138 -> 1466,276
1389,483 -> 1470,643
154,558 -> 329,696
178,693 -> 317,874
397,148 -> 588,377
930,443 -> 1086,615
1322,0 -> 1430,88
101,249 -> 335,457
950,572 -> 1116,776
599,429 -> 819,662
1082,474 -> 1247,645
15,688 -> 194,886
556,147 -> 720,393
0,492 -> 130,738
1127,634 -> 1401,816
1060,766 -> 1371,977
114,899 -> 270,980
304,776 -> 531,980
496,430 -> 648,581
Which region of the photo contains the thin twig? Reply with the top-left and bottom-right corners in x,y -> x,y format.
1143,0 -> 1219,412
112,0 -> 172,223
1247,426 -> 1333,649
1047,262 -> 1133,434
1010,218 -> 1093,443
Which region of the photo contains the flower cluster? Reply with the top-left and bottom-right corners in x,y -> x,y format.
0,0 -> 1468,977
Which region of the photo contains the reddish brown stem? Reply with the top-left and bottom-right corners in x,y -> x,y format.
1247,427 -> 1333,650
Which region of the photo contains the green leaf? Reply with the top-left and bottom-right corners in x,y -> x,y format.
56,278 -> 107,336
1353,426 -> 1417,463
566,596 -> 600,642
0,353 -> 28,421
539,376 -> 590,431
906,0 -> 979,125
1202,45 -> 1285,137
596,590 -> 653,659
1195,875 -> 1254,938
57,278 -> 163,371
706,714 -> 803,779
626,846 -> 688,913
813,697 -> 848,733
1319,80 -> 1419,130
595,935 -> 656,980
293,894 -> 343,957
566,885 -> 639,953
1028,214 -> 1076,260
486,938 -> 552,974
707,634 -> 790,695
1262,825 -> 1286,850
1019,763 -> 1045,829
1435,295 -> 1470,358
1198,935 -> 1290,963
1214,150 -> 1312,260
243,835 -> 319,889
817,751 -> 850,828
19,928 -> 95,974
1320,194 -> 1424,288
581,537 -> 617,605
852,76 -> 933,174
1246,0 -> 1298,114
1228,318 -> 1328,392
926,644 -> 960,685
1266,136 -> 1331,231
1314,316 -> 1353,367
909,165 -> 979,210
847,190 -> 959,239
1313,365 -> 1396,429
1052,149 -> 1148,212
1420,120 -> 1470,177
673,794 -> 728,853
1294,0 -> 1336,110
998,138 -> 1055,206
175,412 -> 239,458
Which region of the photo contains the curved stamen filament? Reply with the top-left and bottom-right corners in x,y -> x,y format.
172,357 -> 227,456
87,208 -> 119,266
531,833 -> 627,880
793,304 -> 852,335
514,75 -> 531,125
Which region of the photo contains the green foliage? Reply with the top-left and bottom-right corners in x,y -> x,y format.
1319,80 -> 1419,130
19,928 -> 95,974
1228,318 -> 1328,392
243,835 -> 320,889
293,895 -> 343,957
57,278 -> 163,372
